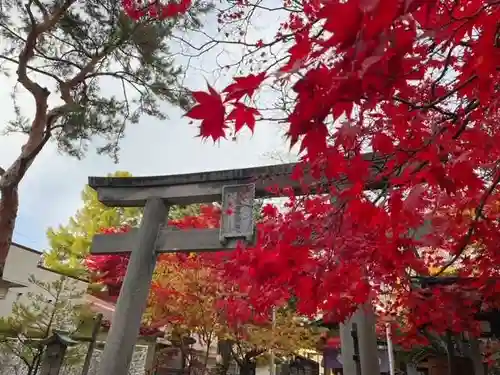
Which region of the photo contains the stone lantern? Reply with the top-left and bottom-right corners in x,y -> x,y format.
39,330 -> 79,375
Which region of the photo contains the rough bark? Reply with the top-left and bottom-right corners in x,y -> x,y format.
239,360 -> 257,375
0,186 -> 20,276
215,340 -> 233,375
230,348 -> 264,375
0,16 -> 53,274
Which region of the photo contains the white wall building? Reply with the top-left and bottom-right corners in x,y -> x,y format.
0,242 -> 88,317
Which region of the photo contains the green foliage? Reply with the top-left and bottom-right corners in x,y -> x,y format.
253,199 -> 264,222
170,205 -> 201,220
0,275 -> 92,373
0,0 -> 213,160
44,171 -> 142,277
44,170 -> 202,277
0,276 -> 88,337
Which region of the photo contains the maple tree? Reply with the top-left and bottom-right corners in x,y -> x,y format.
86,204 -> 321,374
148,252 -> 320,375
121,0 -> 500,344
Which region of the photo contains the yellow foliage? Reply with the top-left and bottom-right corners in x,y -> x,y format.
428,266 -> 459,276
234,309 -> 322,355
148,255 -> 222,345
147,254 -> 321,356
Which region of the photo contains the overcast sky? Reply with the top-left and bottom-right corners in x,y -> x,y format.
0,5 -> 295,251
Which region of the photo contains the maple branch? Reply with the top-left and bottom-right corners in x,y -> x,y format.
244,348 -> 266,361
392,51 -> 478,118
436,167 -> 500,276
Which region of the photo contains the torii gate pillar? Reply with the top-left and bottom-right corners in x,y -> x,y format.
339,303 -> 380,375
96,198 -> 168,375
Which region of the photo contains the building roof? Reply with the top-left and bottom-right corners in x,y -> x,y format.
11,241 -> 42,255
0,278 -> 27,289
1,242 -> 88,290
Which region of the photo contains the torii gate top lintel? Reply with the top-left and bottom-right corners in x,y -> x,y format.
88,162 -> 297,207
88,152 -> 383,207
89,162 -> 297,189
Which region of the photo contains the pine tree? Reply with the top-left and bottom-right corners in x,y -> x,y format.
0,275 -> 93,375
0,0 -> 213,275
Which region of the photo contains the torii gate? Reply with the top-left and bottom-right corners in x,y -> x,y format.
88,153 -> 385,375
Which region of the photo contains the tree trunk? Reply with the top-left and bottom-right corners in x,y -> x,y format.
0,108 -> 53,276
0,96 -> 51,277
0,0 -> 79,277
239,361 -> 256,375
216,340 -> 232,375
0,186 -> 19,274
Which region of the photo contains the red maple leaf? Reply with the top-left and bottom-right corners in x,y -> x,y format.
298,124 -> 328,159
223,72 -> 267,102
121,0 -> 500,347
185,84 -> 227,142
227,103 -> 260,133
122,0 -> 191,20
90,205 -> 288,334
281,29 -> 313,73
